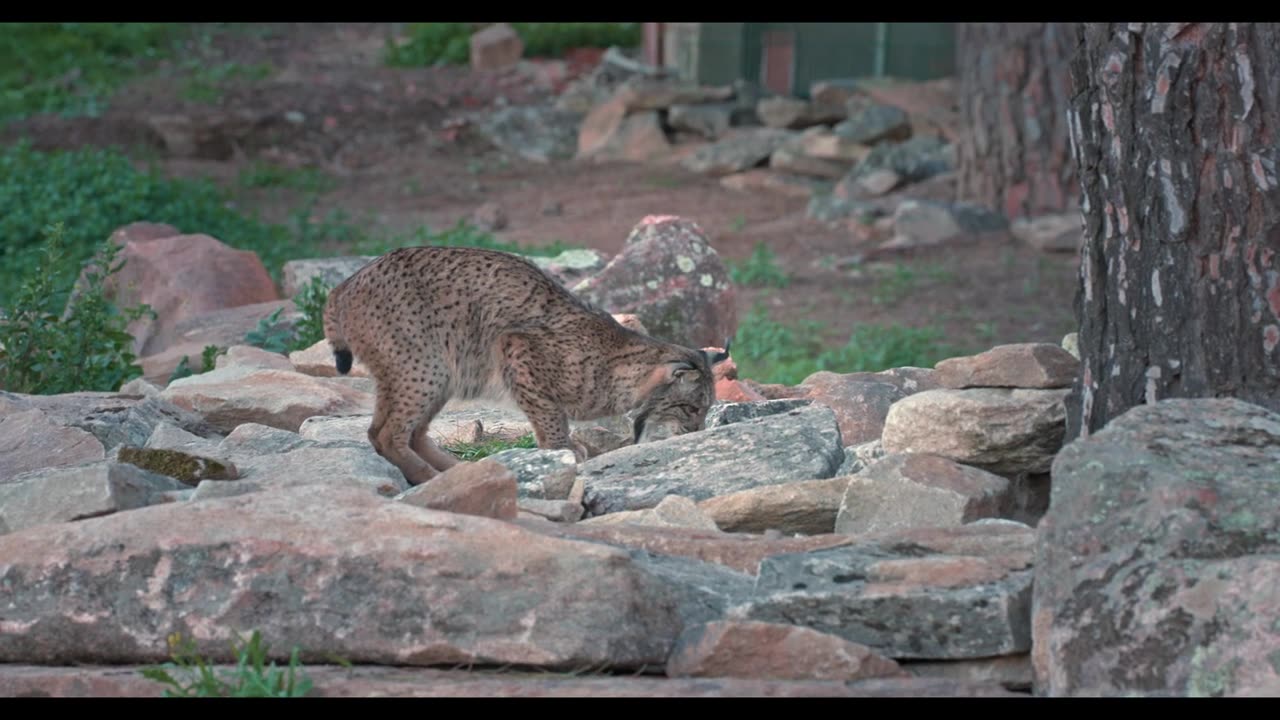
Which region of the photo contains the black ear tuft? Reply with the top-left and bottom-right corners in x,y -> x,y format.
334,349 -> 354,375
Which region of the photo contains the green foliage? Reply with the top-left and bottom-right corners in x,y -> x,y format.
729,242 -> 790,289
0,223 -> 152,395
731,303 -> 955,386
237,161 -> 336,194
384,22 -> 640,67
202,344 -> 224,370
290,276 -> 332,352
169,356 -> 194,383
0,22 -> 180,122
444,434 -> 537,462
181,61 -> 273,104
511,23 -> 641,58
244,308 -> 293,355
0,141 -> 294,308
384,23 -> 473,67
141,630 -> 314,698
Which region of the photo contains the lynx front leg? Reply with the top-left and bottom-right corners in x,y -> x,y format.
501,334 -> 586,461
374,389 -> 445,487
411,426 -> 460,472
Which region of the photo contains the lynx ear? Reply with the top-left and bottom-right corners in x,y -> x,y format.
704,338 -> 732,366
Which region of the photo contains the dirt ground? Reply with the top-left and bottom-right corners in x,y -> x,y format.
5,23 -> 1079,357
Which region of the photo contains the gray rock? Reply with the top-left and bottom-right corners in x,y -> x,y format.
849,135 -> 953,184
580,495 -> 719,531
1035,398 -> 1280,697
529,248 -> 610,287
833,104 -> 911,145
581,404 -> 844,516
218,422 -> 310,456
697,477 -> 850,536
834,453 -> 1012,535
705,398 -> 813,428
667,103 -> 735,140
806,195 -> 881,224
281,256 -> 377,297
733,524 -> 1035,660
633,552 -> 755,629
0,407 -> 105,481
837,440 -> 885,476
2,391 -> 218,454
681,128 -> 797,176
517,498 -> 584,523
474,105 -> 583,163
881,388 -> 1069,476
485,448 -> 578,501
192,479 -> 263,501
0,461 -> 186,534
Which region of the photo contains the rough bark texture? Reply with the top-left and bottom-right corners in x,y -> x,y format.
957,23 -> 1078,219
1066,23 -> 1280,440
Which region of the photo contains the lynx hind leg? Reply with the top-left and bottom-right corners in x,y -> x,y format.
412,426 -> 460,472
375,388 -> 449,487
500,333 -> 584,461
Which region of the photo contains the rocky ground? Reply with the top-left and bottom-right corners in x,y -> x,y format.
3,213 -> 1279,697
2,23 -> 1277,699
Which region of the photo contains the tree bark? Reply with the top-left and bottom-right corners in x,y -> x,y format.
956,23 -> 1077,220
1065,23 -> 1280,440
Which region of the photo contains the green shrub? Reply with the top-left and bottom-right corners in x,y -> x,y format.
0,223 -> 152,395
0,22 -> 181,122
384,22 -> 640,67
731,303 -> 956,386
0,141 -> 295,308
243,308 -> 293,355
289,276 -> 331,352
729,242 -> 790,289
141,630 -> 314,698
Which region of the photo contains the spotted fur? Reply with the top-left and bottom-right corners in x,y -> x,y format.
322,246 -> 730,485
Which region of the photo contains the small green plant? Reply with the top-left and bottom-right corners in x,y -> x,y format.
0,223 -> 153,395
383,22 -> 474,67
730,215 -> 747,233
729,242 -> 790,289
290,276 -> 332,352
141,630 -> 314,698
171,343 -> 225,382
244,308 -> 293,355
868,262 -> 954,307
444,434 -> 537,461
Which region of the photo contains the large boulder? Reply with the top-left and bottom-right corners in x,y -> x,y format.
572,215 -> 737,349
881,388 -> 1069,476
136,299 -> 300,384
0,461 -> 185,535
1034,398 -> 1280,697
0,486 -> 691,670
680,128 -> 796,176
469,23 -> 523,71
834,453 -> 1012,535
101,233 -> 280,357
935,343 -> 1079,390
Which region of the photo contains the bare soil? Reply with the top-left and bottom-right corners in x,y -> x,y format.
3,23 -> 1079,359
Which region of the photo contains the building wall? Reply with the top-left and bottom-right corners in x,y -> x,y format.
653,23 -> 956,95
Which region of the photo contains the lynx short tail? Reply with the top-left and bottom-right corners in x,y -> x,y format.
322,288 -> 354,375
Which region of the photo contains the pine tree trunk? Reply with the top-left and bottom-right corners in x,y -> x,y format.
956,23 -> 1077,220
1065,23 -> 1280,440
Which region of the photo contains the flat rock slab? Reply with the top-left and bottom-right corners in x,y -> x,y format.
1035,398 -> 1280,697
0,407 -> 104,480
160,366 -> 374,433
0,461 -> 185,535
580,404 -> 844,516
731,523 -> 1035,660
698,477 -> 850,536
0,486 -> 689,670
2,391 -> 218,454
516,519 -> 855,576
0,665 -> 1025,697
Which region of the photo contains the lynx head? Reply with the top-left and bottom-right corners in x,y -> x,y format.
630,340 -> 732,445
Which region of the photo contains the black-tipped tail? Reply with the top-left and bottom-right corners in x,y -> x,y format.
334,349 -> 354,375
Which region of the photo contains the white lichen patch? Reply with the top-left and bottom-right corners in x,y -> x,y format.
675,255 -> 696,273
1237,48 -> 1255,119
645,280 -> 660,290
699,273 -> 714,287
1145,365 -> 1162,404
1152,269 -> 1163,307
